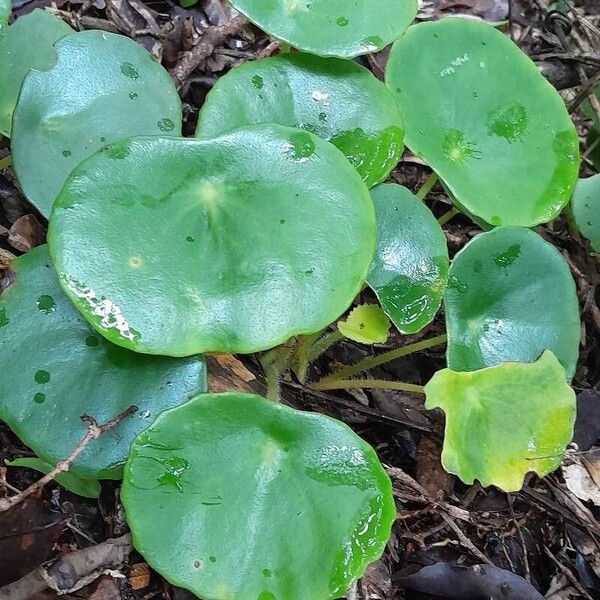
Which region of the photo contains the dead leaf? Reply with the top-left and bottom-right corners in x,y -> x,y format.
128,562 -> 150,590
562,448 -> 600,506
206,354 -> 260,394
8,214 -> 45,252
0,496 -> 66,586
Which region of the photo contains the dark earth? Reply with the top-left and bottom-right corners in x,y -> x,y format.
1,0 -> 600,598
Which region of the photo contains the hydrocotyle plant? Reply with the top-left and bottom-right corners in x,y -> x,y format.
0,2 -> 590,598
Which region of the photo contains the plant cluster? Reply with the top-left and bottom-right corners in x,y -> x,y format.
0,0 -> 597,598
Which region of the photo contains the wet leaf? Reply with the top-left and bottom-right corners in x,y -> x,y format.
571,174 -> 600,252
6,457 -> 101,498
0,10 -> 72,136
0,246 -> 206,479
196,52 -> 404,188
11,29 -> 181,217
425,350 -> 576,491
122,392 -> 395,600
338,304 -> 391,344
386,18 -> 580,227
228,0 -> 417,59
444,226 -> 580,380
48,126 -> 375,356
367,184 -> 448,333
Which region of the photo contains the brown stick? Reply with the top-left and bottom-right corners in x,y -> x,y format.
0,406 -> 137,512
170,15 -> 248,88
0,534 -> 132,600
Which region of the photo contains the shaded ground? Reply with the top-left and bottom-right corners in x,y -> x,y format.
1,0 -> 600,598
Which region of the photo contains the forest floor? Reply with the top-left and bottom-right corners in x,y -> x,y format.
1,0 -> 600,598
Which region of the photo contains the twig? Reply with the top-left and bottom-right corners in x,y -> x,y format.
387,467 -> 492,565
170,15 -> 248,88
543,546 -> 595,600
0,534 -> 132,599
0,406 -> 137,512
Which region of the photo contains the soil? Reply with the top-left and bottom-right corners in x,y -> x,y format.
0,0 -> 599,598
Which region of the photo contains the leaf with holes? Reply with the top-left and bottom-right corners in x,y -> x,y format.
0,10 -> 72,137
228,0 -> 417,58
444,226 -> 580,380
11,29 -> 181,217
386,18 -> 579,227
571,174 -> 600,253
196,52 -> 404,188
338,304 -> 390,344
122,392 -> 395,600
0,246 -> 206,479
48,125 -> 375,356
367,184 -> 449,334
425,350 -> 576,491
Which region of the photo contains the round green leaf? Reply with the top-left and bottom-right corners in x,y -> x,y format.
0,246 -> 206,479
196,52 -> 404,188
6,457 -> 101,498
444,226 -> 580,380
386,18 -> 580,227
425,350 -> 576,492
48,125 -> 375,356
572,174 -> 600,253
338,304 -> 391,344
228,0 -> 417,59
122,392 -> 395,600
0,10 -> 72,137
366,184 -> 449,334
12,29 -> 181,218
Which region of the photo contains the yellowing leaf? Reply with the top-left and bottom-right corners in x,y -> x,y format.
425,351 -> 575,492
338,304 -> 391,344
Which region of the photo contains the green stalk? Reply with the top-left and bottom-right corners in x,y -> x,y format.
437,206 -> 459,226
416,172 -> 438,200
316,334 -> 447,384
311,379 -> 424,394
261,344 -> 294,402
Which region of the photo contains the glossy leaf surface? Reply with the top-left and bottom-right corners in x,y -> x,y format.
367,184 -> 448,333
0,10 -> 71,136
228,0 -> 417,58
338,304 -> 390,344
122,393 -> 395,600
12,29 -> 181,217
49,126 -> 375,356
572,175 -> 600,252
196,52 -> 404,188
445,226 -> 580,380
425,351 -> 576,491
6,458 -> 101,498
386,18 -> 580,227
0,246 -> 206,479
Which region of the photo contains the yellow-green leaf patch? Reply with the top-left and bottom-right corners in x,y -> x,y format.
425,351 -> 576,492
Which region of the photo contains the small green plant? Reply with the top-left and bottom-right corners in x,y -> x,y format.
0,1 -> 591,598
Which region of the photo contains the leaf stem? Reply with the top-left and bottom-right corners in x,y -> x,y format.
311,379 -> 424,394
0,154 -> 11,171
261,344 -> 294,402
416,172 -> 438,200
437,206 -> 459,226
315,334 -> 447,383
305,330 -> 344,363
